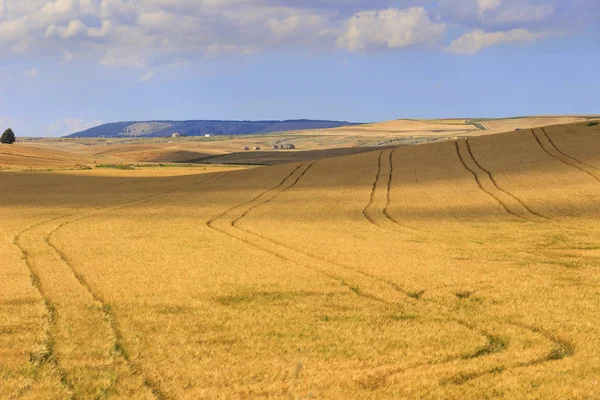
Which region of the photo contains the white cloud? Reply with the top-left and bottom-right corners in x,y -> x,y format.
478,0 -> 502,15
88,20 -> 112,38
0,0 -> 594,68
447,28 -> 549,54
489,3 -> 554,24
337,7 -> 446,52
49,118 -> 104,135
24,67 -> 40,79
138,70 -> 154,82
45,19 -> 86,39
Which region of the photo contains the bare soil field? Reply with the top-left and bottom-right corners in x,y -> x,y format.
1,121 -> 599,399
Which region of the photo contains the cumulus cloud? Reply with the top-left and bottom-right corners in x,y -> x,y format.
337,7 -> 446,52
478,0 -> 502,15
0,0 -> 595,68
447,28 -> 549,54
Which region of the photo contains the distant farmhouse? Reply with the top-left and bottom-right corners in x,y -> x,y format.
171,132 -> 182,138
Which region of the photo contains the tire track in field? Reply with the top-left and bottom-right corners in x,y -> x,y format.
361,150 -> 384,225
233,201 -> 568,390
215,159 -> 517,378
195,171 -> 233,186
208,163 -> 305,223
455,139 -> 545,222
362,149 -> 440,238
382,148 -> 448,238
208,161 -> 395,306
42,191 -> 182,400
16,188 -> 177,399
438,320 -> 574,386
224,151 -> 573,389
532,128 -> 600,183
232,163 -> 316,225
465,139 -> 549,220
12,219 -> 76,399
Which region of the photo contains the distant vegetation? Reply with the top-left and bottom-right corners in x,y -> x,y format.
95,164 -> 136,170
1,128 -> 16,144
588,121 -> 598,127
65,119 -> 360,138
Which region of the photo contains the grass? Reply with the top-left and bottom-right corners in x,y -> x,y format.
0,121 -> 598,398
95,164 -> 136,170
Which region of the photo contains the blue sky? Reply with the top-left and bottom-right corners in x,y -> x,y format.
0,0 -> 598,136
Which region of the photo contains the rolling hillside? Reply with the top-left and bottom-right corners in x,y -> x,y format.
65,119 -> 359,138
1,121 -> 599,398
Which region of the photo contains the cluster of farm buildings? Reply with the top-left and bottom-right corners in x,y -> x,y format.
243,144 -> 296,151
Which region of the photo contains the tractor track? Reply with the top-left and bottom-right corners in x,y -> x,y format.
43,195 -> 173,400
12,219 -> 77,399
208,156 -> 551,386
381,148 -> 447,238
532,128 -> 600,183
455,140 -> 545,222
220,148 -> 573,388
12,182 -> 180,399
362,149 -> 443,238
195,171 -> 232,186
465,139 -> 549,220
361,151 -> 384,225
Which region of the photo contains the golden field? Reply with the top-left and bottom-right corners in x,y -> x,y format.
9,116 -> 593,167
1,121 -> 600,399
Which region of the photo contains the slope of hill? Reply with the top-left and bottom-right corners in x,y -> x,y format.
1,121 -> 599,398
0,143 -> 95,170
65,119 -> 359,138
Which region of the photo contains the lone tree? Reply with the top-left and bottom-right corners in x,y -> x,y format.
1,128 -> 16,144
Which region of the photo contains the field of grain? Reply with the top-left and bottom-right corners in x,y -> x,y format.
1,121 -> 599,399
16,116 -> 593,167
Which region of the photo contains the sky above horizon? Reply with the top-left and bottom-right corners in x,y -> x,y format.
0,0 -> 599,137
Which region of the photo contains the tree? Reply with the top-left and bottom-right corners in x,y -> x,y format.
1,128 -> 16,144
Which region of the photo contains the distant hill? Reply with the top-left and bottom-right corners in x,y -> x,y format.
65,120 -> 359,138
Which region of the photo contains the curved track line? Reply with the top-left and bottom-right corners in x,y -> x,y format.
216,160 -> 522,375
361,151 -> 384,225
195,171 -> 233,186
532,128 -> 600,183
233,163 -> 316,225
361,149 -> 438,238
223,152 -> 572,387
465,139 -> 549,220
455,140 -> 534,221
41,193 -> 179,400
12,221 -> 76,399
540,127 -> 600,172
208,163 -> 305,224
208,162 -> 391,306
380,148 -> 447,237
14,186 -> 176,399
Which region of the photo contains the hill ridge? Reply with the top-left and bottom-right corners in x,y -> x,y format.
65,119 -> 360,138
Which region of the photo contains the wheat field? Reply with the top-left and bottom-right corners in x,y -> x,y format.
1,122 -> 599,399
